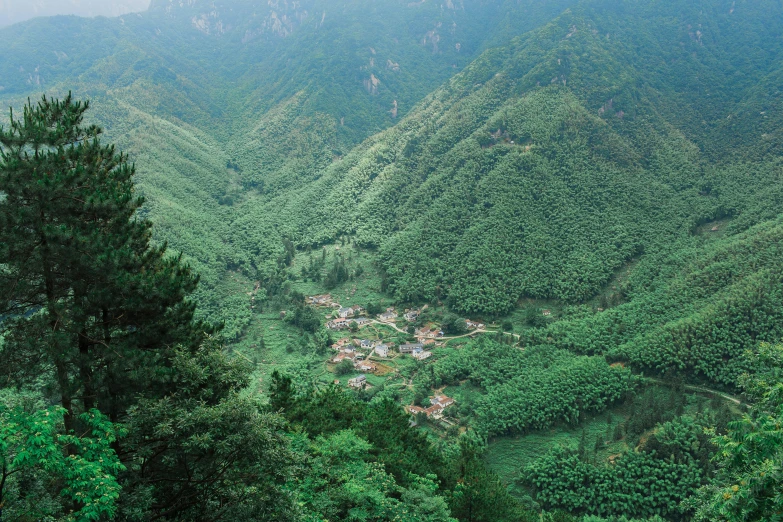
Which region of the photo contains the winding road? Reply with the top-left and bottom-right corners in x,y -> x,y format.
368,318 -> 488,341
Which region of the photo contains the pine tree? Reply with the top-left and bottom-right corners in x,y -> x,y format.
0,95 -> 295,520
0,94 -> 209,429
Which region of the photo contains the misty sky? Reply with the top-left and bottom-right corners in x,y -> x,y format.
0,0 -> 151,28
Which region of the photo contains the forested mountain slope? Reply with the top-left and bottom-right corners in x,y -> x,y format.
0,0 -> 578,336
233,0 -> 783,317
4,1 -> 783,519
1,0 -> 781,346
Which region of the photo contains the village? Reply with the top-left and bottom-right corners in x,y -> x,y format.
304,293 -> 486,424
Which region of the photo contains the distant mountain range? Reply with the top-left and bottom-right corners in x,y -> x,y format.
1,0 -> 782,347
0,0 -> 150,28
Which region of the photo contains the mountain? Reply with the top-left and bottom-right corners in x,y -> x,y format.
0,0 -> 151,27
230,0 -> 783,317
1,0 -> 781,348
0,0 -> 579,336
4,0 -> 783,519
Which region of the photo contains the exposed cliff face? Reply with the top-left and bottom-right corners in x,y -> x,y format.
150,0 -> 313,39
363,74 -> 381,95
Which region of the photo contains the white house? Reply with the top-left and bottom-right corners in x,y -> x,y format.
379,308 -> 397,322
348,374 -> 367,389
399,343 -> 424,354
404,309 -> 420,322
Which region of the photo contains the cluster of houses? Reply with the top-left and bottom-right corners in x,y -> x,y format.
326,316 -> 371,330
414,326 -> 444,339
399,343 -> 432,360
306,298 -> 372,331
330,337 -> 392,374
331,335 -> 438,376
305,298 -> 474,419
310,297 -> 489,336
407,394 -> 456,420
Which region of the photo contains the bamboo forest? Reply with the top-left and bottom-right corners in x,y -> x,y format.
1,0 -> 782,520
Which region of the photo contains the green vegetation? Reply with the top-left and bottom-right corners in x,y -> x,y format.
691,343 -> 783,521
0,402 -> 125,520
425,339 -> 631,437
525,434 -> 703,519
522,217 -> 783,386
0,0 -> 581,339
3,0 -> 783,519
223,0 -> 783,324
0,96 -> 293,520
269,372 -> 532,522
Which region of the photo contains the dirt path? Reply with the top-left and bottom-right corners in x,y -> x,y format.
643,377 -> 745,407
369,319 -> 408,334
441,329 -> 487,341
368,319 -> 493,341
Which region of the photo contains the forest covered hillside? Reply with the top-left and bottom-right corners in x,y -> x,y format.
235,0 -> 783,316
0,0 -> 580,335
2,0 -> 783,520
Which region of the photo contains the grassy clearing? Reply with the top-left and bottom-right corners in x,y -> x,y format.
483,389 -> 716,498
484,406 -> 632,498
289,243 -> 390,308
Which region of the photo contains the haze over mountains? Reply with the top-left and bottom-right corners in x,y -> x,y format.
1,0 -> 781,338
0,0 -> 151,27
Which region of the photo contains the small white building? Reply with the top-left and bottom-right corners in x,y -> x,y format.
354,360 -> 377,372
308,294 -> 332,306
348,374 -> 367,389
379,308 -> 397,322
399,343 -> 424,354
327,318 -> 351,330
466,320 -> 485,330
412,350 -> 432,361
375,344 -> 390,357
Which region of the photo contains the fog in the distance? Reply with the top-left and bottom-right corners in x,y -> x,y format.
0,0 -> 152,28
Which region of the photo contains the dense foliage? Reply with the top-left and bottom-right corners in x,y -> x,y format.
0,0 -> 579,337
691,343 -> 783,521
526,445 -> 700,519
0,402 -> 125,520
0,97 -> 296,520
522,410 -> 728,520
3,1 -> 781,359
424,339 -> 631,436
0,94 -> 538,522
521,217 -> 783,386
2,0 -> 783,519
223,0 -> 783,320
268,371 -> 531,522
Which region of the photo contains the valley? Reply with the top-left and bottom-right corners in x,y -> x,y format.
1,0 -> 783,520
